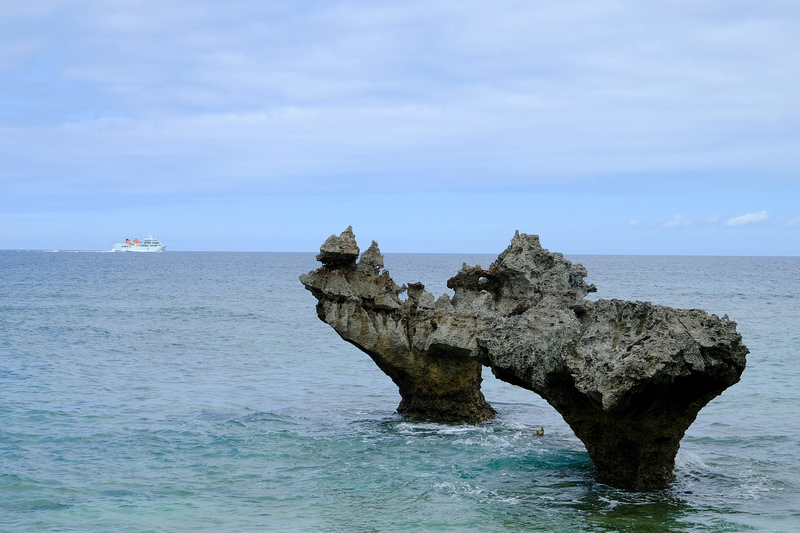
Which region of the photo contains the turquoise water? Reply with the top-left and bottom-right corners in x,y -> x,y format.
2,251 -> 799,531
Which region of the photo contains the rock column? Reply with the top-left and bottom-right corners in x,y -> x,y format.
300,227 -> 748,489
300,226 -> 495,422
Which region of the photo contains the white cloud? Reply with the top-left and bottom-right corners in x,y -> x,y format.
654,215 -> 704,228
725,210 -> 769,227
3,1 -> 800,204
787,217 -> 800,227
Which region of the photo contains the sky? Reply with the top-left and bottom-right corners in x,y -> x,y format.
1,1 -> 799,254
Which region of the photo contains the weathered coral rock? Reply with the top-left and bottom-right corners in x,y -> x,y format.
300,228 -> 748,490
301,227 -> 495,422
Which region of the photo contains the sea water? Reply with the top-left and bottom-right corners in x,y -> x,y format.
1,250 -> 799,532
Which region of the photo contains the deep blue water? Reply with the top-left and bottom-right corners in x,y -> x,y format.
1,250 -> 799,531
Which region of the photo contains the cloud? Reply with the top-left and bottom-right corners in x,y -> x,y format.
654,215 -> 707,228
787,217 -> 800,227
725,210 -> 769,227
3,0 -> 800,232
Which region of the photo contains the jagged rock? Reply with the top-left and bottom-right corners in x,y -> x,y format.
301,234 -> 495,422
300,228 -> 748,490
316,225 -> 360,266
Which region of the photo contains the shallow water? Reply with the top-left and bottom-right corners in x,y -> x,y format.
1,251 -> 798,531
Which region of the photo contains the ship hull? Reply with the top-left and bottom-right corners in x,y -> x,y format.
116,245 -> 165,252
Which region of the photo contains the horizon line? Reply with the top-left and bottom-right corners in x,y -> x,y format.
2,248 -> 798,258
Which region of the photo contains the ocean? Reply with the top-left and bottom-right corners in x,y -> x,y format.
1,250 -> 799,532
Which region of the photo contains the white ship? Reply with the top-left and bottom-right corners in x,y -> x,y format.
112,236 -> 166,252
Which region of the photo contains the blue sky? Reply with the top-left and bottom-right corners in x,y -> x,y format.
2,1 -> 799,254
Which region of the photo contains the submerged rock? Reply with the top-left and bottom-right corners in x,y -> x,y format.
300,228 -> 748,490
